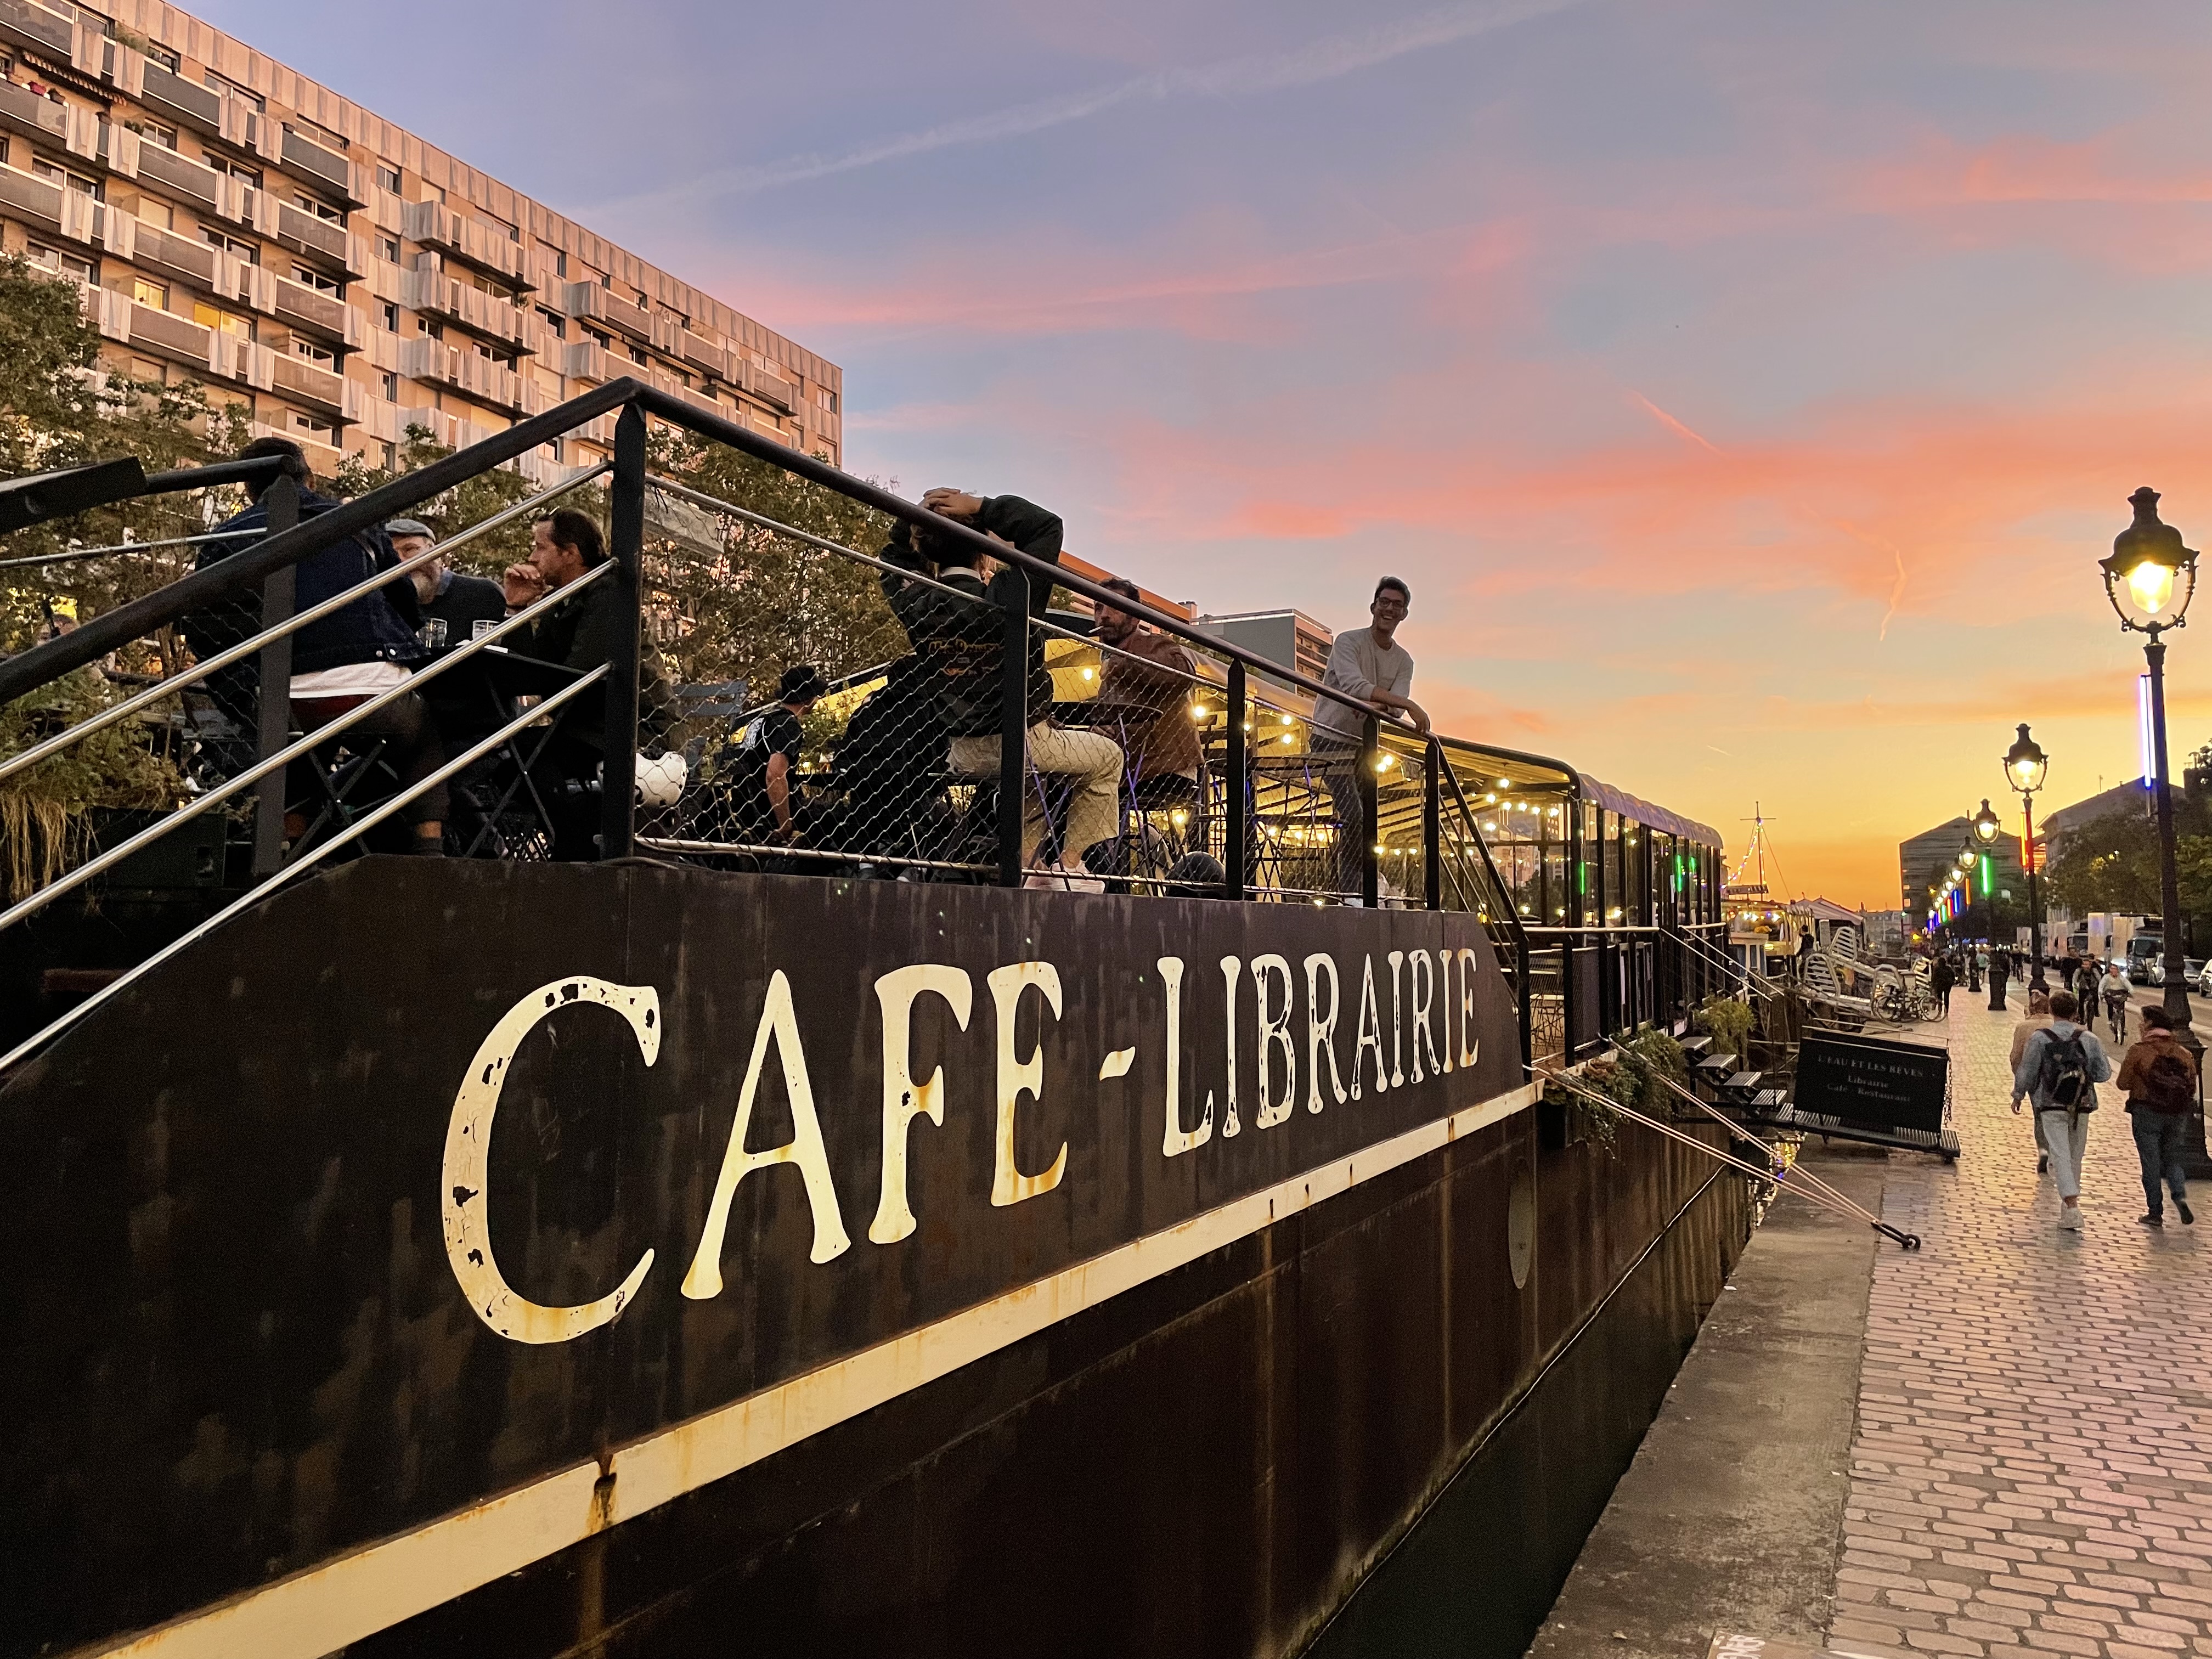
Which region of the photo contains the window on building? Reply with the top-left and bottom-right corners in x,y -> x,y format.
27,242 -> 95,282
627,343 -> 646,365
293,192 -> 340,223
202,228 -> 257,262
283,119 -> 346,152
535,306 -> 565,339
375,163 -> 400,193
554,251 -> 567,278
136,119 -> 178,150
32,157 -> 102,198
193,301 -> 250,338
584,325 -> 609,348
472,341 -> 515,369
422,320 -> 442,340
201,70 -> 263,112
132,276 -> 170,311
379,302 -> 398,332
205,156 -> 261,188
143,42 -> 180,73
134,197 -> 174,231
379,439 -> 397,469
375,234 -> 399,262
288,408 -> 334,440
291,335 -> 336,366
379,371 -> 398,401
817,387 -> 839,414
291,264 -> 340,294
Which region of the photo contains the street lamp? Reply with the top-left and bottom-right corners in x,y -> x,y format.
2102,487 -> 2201,1108
1973,799 -> 2001,846
2004,723 -> 2049,989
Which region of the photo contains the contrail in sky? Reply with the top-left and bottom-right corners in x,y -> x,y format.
608,0 -> 1584,208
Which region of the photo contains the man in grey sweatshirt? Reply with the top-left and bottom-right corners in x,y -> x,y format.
2011,991 -> 2113,1229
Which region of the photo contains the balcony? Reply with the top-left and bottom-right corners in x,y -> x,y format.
272,348 -> 345,415
0,0 -> 77,59
0,75 -> 66,146
0,156 -> 63,235
561,279 -> 650,341
741,359 -> 798,413
132,138 -> 219,214
399,266 -> 529,350
136,62 -> 222,132
677,328 -> 729,381
561,340 -> 617,383
278,127 -> 362,207
399,336 -> 527,415
399,200 -> 530,289
276,199 -> 358,272
128,222 -> 220,292
268,270 -> 347,340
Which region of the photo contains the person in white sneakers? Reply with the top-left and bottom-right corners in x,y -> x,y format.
2012,990 -> 2112,1229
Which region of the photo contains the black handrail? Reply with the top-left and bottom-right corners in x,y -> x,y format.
0,379 -> 636,705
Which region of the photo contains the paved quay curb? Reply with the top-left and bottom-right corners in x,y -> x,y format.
1528,1141 -> 1889,1659
1824,1000 -> 2212,1659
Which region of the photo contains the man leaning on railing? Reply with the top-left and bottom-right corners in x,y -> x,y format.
877,489 -> 1121,889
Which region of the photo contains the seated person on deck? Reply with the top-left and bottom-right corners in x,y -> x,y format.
876,489 -> 1120,887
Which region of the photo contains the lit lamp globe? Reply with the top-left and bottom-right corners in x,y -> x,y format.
1972,799 -> 2001,845
2004,724 -> 2047,795
2101,487 -> 2198,634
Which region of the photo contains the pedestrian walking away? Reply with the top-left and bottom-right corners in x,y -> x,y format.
2008,988 -> 2053,1172
1931,954 -> 1955,1014
2011,990 -> 2112,1228
2115,1003 -> 2197,1227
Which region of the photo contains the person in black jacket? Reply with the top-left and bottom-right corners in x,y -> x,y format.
501,507 -> 676,857
185,437 -> 447,852
877,489 -> 1121,885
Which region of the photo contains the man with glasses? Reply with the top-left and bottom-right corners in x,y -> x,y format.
1310,577 -> 1428,897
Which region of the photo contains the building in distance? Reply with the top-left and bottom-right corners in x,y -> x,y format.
0,0 -> 840,484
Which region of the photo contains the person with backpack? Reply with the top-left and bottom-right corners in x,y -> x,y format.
2009,988 -> 2055,1174
2012,990 -> 2113,1229
2115,1005 -> 2197,1228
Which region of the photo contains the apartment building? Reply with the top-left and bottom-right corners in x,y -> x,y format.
0,0 -> 840,484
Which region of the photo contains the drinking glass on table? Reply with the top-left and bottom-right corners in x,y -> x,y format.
417,618 -> 448,649
471,619 -> 496,641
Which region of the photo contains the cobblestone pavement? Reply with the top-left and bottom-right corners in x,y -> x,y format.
1826,998 -> 2212,1659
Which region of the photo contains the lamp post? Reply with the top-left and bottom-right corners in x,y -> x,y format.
2004,724 -> 2049,990
2100,487 -> 2206,1172
1974,799 -> 2009,1006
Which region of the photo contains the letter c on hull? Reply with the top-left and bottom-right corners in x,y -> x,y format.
443,977 -> 660,1344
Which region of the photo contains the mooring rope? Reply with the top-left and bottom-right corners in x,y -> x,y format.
1528,1063 -> 1921,1251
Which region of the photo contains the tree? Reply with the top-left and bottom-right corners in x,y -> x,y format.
637,427 -> 905,708
0,255 -> 255,894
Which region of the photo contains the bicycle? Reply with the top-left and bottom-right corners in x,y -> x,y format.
2104,990 -> 2129,1046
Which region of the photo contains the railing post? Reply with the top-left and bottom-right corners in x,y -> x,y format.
1360,713 -> 1380,908
1423,737 -> 1441,911
1224,659 -> 1248,901
600,402 -> 647,861
997,580 -> 1029,888
1516,933 -> 1533,1079
250,470 -> 300,877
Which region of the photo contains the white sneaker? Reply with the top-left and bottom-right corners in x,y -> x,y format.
2059,1206 -> 2084,1230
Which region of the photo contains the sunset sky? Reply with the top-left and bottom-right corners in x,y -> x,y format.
205,0 -> 2212,907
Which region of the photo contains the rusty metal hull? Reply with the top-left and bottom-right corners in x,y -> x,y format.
0,859 -> 1747,1658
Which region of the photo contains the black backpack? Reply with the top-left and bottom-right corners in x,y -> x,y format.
2038,1030 -> 2092,1110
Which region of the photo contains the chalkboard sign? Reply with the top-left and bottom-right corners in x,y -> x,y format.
1795,1030 -> 1948,1135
